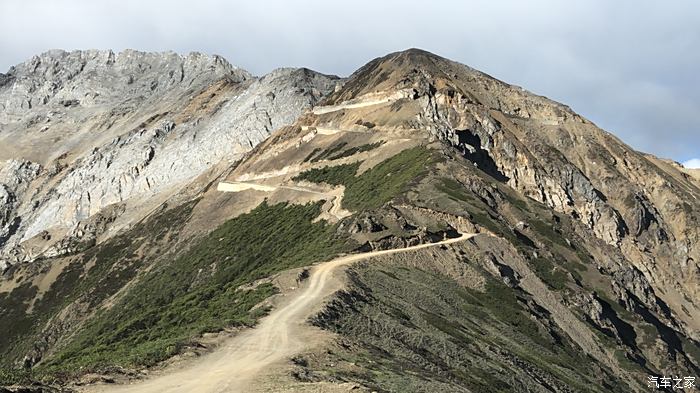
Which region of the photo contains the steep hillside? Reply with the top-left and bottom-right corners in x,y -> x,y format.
208,49 -> 700,392
0,49 -> 698,393
0,50 -> 339,267
319,49 -> 700,333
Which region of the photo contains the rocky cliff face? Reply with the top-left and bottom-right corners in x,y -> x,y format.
0,50 -> 339,267
321,49 -> 699,336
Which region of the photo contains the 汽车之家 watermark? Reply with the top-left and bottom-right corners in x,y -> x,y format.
648,376 -> 695,390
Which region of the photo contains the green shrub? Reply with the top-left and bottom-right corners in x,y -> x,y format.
0,200 -> 198,376
309,142 -> 348,163
530,258 -> 569,290
343,147 -> 434,210
328,141 -> 384,160
295,147 -> 435,211
302,147 -> 323,163
293,162 -> 360,185
435,178 -> 472,202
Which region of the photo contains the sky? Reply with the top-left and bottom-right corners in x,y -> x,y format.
1,0 -> 698,167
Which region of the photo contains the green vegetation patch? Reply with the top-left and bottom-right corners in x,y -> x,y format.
40,201 -> 350,376
435,177 -> 472,202
303,141 -> 384,163
302,147 -> 323,163
434,177 -> 585,292
295,146 -> 435,211
530,257 -> 570,291
308,142 -> 348,163
529,216 -> 570,249
435,177 -> 520,244
327,141 -> 384,160
293,162 -> 360,186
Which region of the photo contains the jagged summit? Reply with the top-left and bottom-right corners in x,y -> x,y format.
321,47 -> 458,104
260,66 -> 341,87
361,47 -> 464,72
4,49 -> 245,76
0,49 -> 252,123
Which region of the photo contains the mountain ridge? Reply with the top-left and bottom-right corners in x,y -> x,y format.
0,48 -> 698,392
0,49 -> 339,267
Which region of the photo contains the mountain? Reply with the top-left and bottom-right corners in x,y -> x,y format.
0,49 -> 339,267
0,49 -> 698,392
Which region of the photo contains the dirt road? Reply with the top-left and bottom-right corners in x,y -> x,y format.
311,89 -> 413,115
82,233 -> 474,393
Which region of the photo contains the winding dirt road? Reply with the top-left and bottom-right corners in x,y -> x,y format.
83,233 -> 474,393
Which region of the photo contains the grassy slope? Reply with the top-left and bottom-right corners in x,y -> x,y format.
7,143 -> 683,390
303,141 -> 384,163
40,201 -> 350,376
435,177 -> 586,291
301,163 -> 680,392
294,146 -> 435,210
1,201 -> 351,384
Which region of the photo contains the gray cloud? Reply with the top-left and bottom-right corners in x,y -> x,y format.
1,0 -> 698,162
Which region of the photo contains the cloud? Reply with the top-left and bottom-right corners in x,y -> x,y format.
683,159 -> 700,169
0,0 -> 698,162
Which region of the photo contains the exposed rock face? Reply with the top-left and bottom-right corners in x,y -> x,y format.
0,49 -> 246,122
0,50 -> 338,268
0,160 -> 41,245
322,49 -> 699,336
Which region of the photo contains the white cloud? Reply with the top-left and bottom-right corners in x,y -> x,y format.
683,159 -> 700,169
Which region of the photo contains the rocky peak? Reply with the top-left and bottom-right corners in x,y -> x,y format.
0,49 -> 698,391
0,50 -> 338,268
0,49 -> 251,122
5,49 -> 248,81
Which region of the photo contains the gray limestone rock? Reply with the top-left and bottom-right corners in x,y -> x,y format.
0,50 -> 338,267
